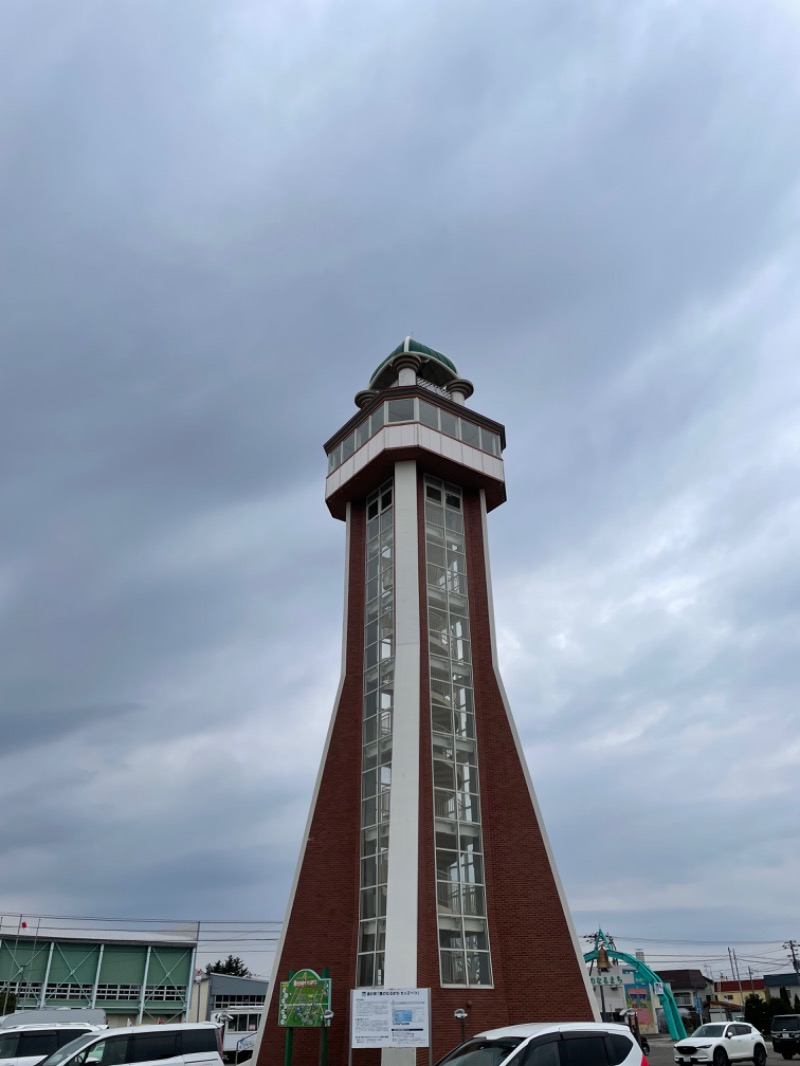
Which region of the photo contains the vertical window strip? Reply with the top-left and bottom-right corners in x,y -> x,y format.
357,479 -> 394,986
424,476 -> 493,987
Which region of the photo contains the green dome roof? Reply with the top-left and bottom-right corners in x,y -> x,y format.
369,339 -> 459,390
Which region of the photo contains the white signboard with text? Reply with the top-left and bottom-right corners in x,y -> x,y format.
350,988 -> 431,1049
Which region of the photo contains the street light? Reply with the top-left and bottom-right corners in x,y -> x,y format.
454,1009 -> 468,1043
193,972 -> 204,1023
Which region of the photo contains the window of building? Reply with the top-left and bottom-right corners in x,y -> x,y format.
327,401 -> 502,473
212,995 -> 265,1009
460,420 -> 480,448
480,428 -> 500,456
357,480 -> 394,987
145,986 -> 185,1002
419,400 -> 440,429
387,398 -> 414,422
424,476 -> 492,987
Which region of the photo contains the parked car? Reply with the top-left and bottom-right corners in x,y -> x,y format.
772,1014 -> 800,1059
673,1021 -> 766,1065
0,1025 -> 102,1066
436,1022 -> 648,1066
0,1014 -> 106,1031
38,1024 -> 223,1066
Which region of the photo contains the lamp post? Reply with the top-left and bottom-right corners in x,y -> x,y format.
454,1009 -> 468,1043
319,1010 -> 333,1066
194,972 -> 204,1022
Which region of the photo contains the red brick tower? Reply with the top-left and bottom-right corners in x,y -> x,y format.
256,342 -> 596,1066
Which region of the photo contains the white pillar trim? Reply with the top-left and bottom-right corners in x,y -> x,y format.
39,943 -> 54,1006
382,462 -> 420,1066
90,944 -> 104,1008
138,946 -> 152,1024
478,491 -> 600,1020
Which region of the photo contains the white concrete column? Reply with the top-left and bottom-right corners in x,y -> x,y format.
382,460 -> 421,1066
39,943 -> 54,1006
445,378 -> 474,405
395,354 -> 421,387
91,944 -> 105,1007
138,946 -> 152,1024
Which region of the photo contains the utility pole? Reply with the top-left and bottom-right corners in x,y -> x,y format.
732,949 -> 745,1012
785,941 -> 800,977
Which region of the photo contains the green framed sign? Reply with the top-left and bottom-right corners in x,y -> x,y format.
278,968 -> 332,1028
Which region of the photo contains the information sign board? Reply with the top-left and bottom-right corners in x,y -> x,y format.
350,988 -> 431,1050
278,968 -> 332,1028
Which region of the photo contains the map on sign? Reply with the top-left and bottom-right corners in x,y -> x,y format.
278,968 -> 332,1028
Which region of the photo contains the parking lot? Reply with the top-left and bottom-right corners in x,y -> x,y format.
645,1039 -> 675,1066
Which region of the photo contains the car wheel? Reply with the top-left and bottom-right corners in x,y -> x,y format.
781,1054 -> 793,1061
713,1049 -> 729,1066
753,1046 -> 766,1066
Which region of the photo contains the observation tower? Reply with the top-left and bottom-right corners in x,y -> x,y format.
257,341 -> 596,1066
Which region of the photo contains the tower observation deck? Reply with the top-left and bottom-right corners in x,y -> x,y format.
255,341 -> 596,1066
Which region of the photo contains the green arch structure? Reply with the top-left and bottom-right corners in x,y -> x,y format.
584,931 -> 687,1042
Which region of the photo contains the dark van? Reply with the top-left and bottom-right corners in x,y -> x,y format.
771,1015 -> 800,1059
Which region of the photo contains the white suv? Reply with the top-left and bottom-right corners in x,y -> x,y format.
0,1025 -> 101,1066
674,1022 -> 767,1066
436,1022 -> 648,1066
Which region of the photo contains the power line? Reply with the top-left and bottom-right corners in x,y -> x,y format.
0,912 -> 282,924
598,933 -> 787,946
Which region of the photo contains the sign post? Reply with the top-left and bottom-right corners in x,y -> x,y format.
349,988 -> 432,1066
278,968 -> 333,1066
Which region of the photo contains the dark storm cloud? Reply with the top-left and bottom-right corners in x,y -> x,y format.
1,0 -> 799,971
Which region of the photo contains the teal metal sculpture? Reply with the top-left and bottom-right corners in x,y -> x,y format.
584,929 -> 687,1042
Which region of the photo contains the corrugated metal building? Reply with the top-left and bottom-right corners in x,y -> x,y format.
0,926 -> 198,1026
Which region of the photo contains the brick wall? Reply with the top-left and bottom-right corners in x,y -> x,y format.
415,482 -> 593,1062
257,475 -> 592,1066
257,502 -> 379,1066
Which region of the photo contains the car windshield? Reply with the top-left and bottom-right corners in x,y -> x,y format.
773,1017 -> 800,1032
38,1032 -> 100,1066
437,1037 -> 525,1066
691,1025 -> 726,1038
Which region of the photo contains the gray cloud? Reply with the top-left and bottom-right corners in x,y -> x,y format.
1,0 -> 800,975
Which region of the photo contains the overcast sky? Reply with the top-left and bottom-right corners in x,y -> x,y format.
2,0 -> 799,981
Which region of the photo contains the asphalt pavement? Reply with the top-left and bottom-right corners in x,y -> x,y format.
645,1039 -> 675,1066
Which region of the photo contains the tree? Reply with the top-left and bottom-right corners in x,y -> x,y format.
205,955 -> 252,977
0,989 -> 17,1015
744,993 -> 766,1032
